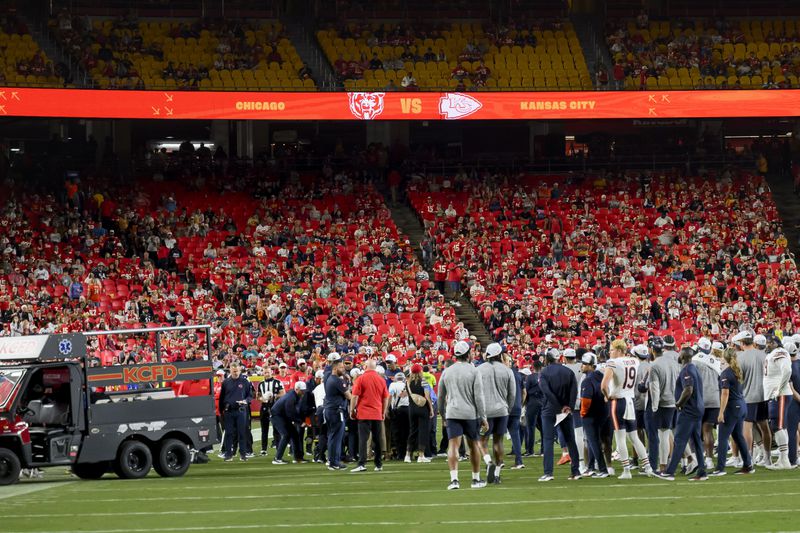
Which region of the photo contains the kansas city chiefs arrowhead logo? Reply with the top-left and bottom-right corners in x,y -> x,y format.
348,92 -> 386,120
439,93 -> 482,120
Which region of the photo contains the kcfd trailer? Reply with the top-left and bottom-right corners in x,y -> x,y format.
0,325 -> 217,485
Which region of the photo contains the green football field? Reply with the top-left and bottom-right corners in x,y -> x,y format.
2,451 -> 799,533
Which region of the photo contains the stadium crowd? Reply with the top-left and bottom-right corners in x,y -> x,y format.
2,138 -> 800,487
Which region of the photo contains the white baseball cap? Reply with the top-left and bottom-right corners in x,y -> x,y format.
711,341 -> 725,351
350,368 -> 362,379
295,381 -> 307,391
314,370 -> 324,379
563,348 -> 577,359
732,331 -> 752,344
782,339 -> 798,355
519,368 -> 532,376
697,337 -> 712,353
753,334 -> 767,347
327,352 -> 342,362
632,344 -> 649,359
792,334 -> 800,345
581,352 -> 597,365
486,343 -> 503,359
454,340 -> 471,356
385,354 -> 397,363
297,358 -> 306,365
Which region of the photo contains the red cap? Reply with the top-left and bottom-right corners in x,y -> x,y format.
411,363 -> 423,374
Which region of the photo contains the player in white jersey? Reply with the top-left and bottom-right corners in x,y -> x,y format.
764,342 -> 794,469
601,339 -> 653,478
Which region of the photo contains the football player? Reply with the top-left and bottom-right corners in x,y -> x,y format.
601,339 -> 653,478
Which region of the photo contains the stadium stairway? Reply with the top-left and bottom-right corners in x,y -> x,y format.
571,14 -> 606,88
283,18 -> 338,90
389,202 -> 493,348
18,11 -> 82,87
766,173 -> 800,256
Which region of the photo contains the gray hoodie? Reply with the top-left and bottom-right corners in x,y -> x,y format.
439,361 -> 486,420
477,361 -> 516,418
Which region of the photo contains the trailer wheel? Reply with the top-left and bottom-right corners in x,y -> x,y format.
71,462 -> 108,480
113,441 -> 152,479
0,448 -> 21,486
153,439 -> 191,478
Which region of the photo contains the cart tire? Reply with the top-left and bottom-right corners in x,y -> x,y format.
71,462 -> 108,480
153,439 -> 191,478
113,441 -> 152,479
0,448 -> 21,485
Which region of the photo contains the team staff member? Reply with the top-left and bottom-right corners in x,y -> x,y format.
439,340 -> 488,490
523,360 -> 544,457
694,337 -> 721,471
271,382 -> 307,465
656,348 -> 707,481
350,359 -> 390,472
506,355 -> 525,470
477,343 -> 516,484
323,353 -> 352,470
712,348 -> 753,475
735,331 -> 771,465
539,348 -> 581,481
563,349 -> 586,473
647,336 -> 680,472
579,352 -> 609,478
258,366 -> 284,456
219,362 -> 252,462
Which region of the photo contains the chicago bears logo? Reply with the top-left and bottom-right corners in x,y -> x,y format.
348,92 -> 386,120
438,93 -> 483,120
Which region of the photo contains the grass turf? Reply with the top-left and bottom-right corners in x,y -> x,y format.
1,453 -> 798,533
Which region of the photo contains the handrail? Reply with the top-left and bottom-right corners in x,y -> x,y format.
83,324 -> 211,337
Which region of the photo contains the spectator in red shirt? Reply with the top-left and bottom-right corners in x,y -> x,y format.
276,362 -> 295,391
349,359 -> 390,472
613,61 -> 625,90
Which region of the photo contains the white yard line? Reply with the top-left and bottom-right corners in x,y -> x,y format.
0,481 -> 74,500
5,508 -> 796,533
6,493 -> 800,520
32,488 -> 800,505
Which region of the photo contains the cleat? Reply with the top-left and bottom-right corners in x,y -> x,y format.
447,480 -> 460,490
271,459 -> 287,465
223,456 -> 233,462
567,474 -> 582,480
708,470 -> 727,477
486,463 -> 496,483
260,450 -> 268,457
594,471 -> 609,478
511,463 -> 526,470
655,472 -> 675,481
557,454 -> 571,466
374,466 -> 383,472
471,479 -> 487,489
538,474 -> 554,482
689,474 -> 709,481
350,465 -> 367,473
619,469 -> 632,480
